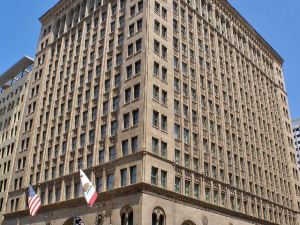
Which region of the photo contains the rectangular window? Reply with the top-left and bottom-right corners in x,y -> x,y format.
152,137 -> 159,154
152,111 -> 159,127
109,147 -> 116,161
134,83 -> 140,99
125,88 -> 131,103
161,141 -> 167,158
151,167 -> 158,185
99,150 -> 105,163
123,113 -> 130,129
185,180 -> 190,196
122,140 -> 129,156
96,177 -> 103,192
106,174 -> 115,190
175,177 -> 181,193
131,136 -> 138,153
174,124 -> 180,140
132,109 -> 139,126
130,166 -> 137,184
161,170 -> 167,188
120,169 -> 127,187
194,183 -> 200,199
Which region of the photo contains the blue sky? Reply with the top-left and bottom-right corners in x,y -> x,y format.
0,0 -> 299,118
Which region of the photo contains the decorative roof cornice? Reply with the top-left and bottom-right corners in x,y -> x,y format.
217,0 -> 283,65
39,0 -> 72,24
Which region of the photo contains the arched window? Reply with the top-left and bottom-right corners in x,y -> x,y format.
152,207 -> 166,225
182,220 -> 196,225
120,206 -> 133,225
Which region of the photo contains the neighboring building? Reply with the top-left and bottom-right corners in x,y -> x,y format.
2,0 -> 300,225
0,56 -> 34,222
293,118 -> 300,170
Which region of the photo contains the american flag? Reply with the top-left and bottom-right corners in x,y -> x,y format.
28,185 -> 41,216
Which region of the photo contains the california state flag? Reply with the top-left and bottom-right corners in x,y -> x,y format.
80,169 -> 98,206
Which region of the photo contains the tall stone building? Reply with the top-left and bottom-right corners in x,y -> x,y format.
2,0 -> 300,224
293,119 -> 300,170
0,57 -> 34,222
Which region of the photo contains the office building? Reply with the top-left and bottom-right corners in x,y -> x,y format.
2,0 -> 300,224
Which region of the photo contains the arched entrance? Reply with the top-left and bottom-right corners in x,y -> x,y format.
63,217 -> 85,225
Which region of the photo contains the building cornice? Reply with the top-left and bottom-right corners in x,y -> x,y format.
218,0 -> 283,65
39,0 -> 72,24
40,0 -> 283,65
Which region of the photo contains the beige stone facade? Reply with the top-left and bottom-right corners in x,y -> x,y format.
1,0 -> 300,224
0,57 -> 33,222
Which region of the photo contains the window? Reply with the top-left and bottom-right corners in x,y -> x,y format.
113,96 -> 119,111
162,67 -> 167,81
205,187 -> 211,202
130,5 -> 136,17
154,20 -> 160,33
184,129 -> 190,144
162,7 -> 167,19
127,65 -> 133,78
162,46 -> 167,59
111,121 -> 118,136
152,137 -> 159,154
161,141 -> 167,158
153,85 -> 159,100
137,19 -> 143,32
161,170 -> 167,188
99,150 -> 105,163
153,62 -> 159,76
122,140 -> 129,156
132,109 -> 139,126
162,91 -> 167,105
161,115 -> 167,131
185,180 -> 190,196
174,77 -> 180,91
175,149 -> 180,164
134,83 -> 140,99
120,169 -> 127,187
174,124 -> 180,140
162,26 -> 167,38
184,154 -> 190,168
151,167 -> 158,185
130,166 -> 137,184
194,183 -> 200,199
124,113 -> 130,129
175,177 -> 181,193
129,24 -> 135,36
154,40 -> 160,54
152,208 -> 165,225
114,74 -> 121,87
96,177 -> 103,192
109,147 -> 116,161
136,39 -> 142,52
121,206 -> 133,225
153,111 -> 159,127
154,1 -> 160,13
106,174 -> 115,190
131,136 -> 139,153
125,88 -> 131,103
135,60 -> 141,74
138,0 -> 143,11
